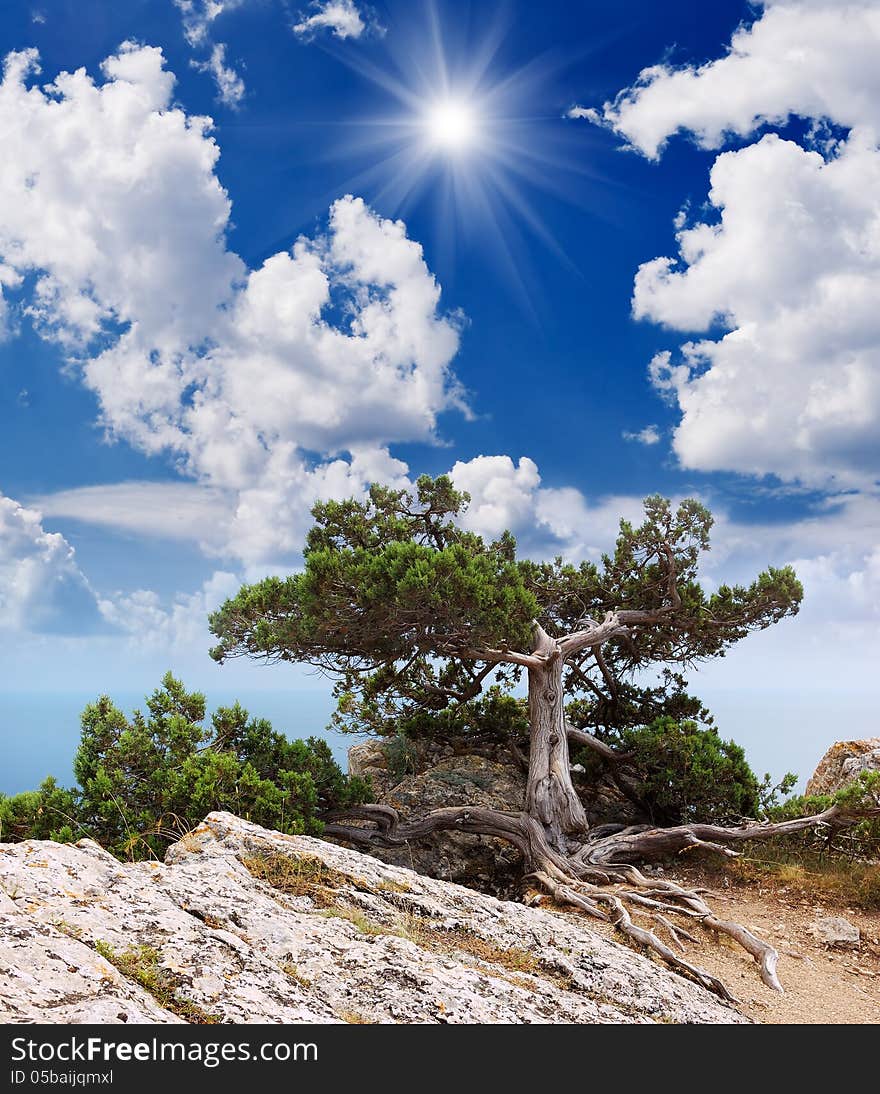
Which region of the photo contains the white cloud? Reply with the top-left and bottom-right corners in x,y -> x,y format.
450,455 -> 542,542
588,1 -> 880,160
0,46 -> 464,567
450,454 -> 646,561
636,130 -> 880,486
622,424 -> 661,446
565,105 -> 599,123
0,492 -> 100,632
0,44 -> 241,353
190,42 -> 246,107
32,482 -> 233,547
174,1 -> 243,47
292,1 -> 368,40
174,2 -> 248,104
575,1 -> 880,487
98,570 -> 241,651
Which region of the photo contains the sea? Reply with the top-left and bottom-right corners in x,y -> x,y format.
1,686 -> 876,797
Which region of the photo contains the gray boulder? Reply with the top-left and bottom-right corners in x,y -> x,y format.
810,916 -> 861,949
806,738 -> 880,797
0,811 -> 745,1024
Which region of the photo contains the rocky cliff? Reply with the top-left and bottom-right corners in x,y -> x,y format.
0,811 -> 744,1024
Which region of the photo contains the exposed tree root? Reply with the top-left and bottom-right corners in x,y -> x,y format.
533,870 -> 737,1002
325,798 -> 879,1002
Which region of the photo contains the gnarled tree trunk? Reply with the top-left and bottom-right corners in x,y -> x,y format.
525,623 -> 587,850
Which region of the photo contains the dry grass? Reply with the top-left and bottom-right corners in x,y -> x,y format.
242,852 -> 350,907
392,912 -> 567,983
280,962 -> 312,989
94,941 -> 221,1024
373,878 -> 413,894
314,905 -> 388,935
717,847 -> 880,911
242,850 -> 566,990
337,1009 -> 371,1024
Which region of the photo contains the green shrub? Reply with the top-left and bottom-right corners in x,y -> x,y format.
614,716 -> 795,826
0,777 -> 80,844
395,687 -> 529,746
0,673 -> 370,860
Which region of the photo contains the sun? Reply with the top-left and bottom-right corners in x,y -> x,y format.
320,3 -> 589,302
425,99 -> 478,151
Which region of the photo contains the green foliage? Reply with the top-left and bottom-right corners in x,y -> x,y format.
209,476 -> 538,670
207,481 -> 806,833
396,687 -> 529,745
613,716 -> 795,826
0,673 -> 370,860
0,777 -> 80,844
382,734 -> 419,782
766,771 -> 880,860
565,670 -> 716,742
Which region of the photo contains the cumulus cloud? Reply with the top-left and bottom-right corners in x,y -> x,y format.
0,493 -> 101,633
0,44 -> 240,353
98,570 -> 241,651
190,42 -> 246,107
292,1 -> 368,40
636,130 -> 880,485
588,1 -> 880,160
622,425 -> 661,446
0,45 -> 463,567
576,1 -> 880,487
449,455 -> 646,561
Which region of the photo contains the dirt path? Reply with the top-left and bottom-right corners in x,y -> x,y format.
584,865 -> 880,1024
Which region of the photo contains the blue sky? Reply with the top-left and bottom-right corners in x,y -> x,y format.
2,0 -> 880,789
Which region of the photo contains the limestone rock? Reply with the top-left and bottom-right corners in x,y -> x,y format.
810,916 -> 861,949
806,738 -> 880,797
368,753 -> 526,894
0,812 -> 745,1025
348,739 -> 400,798
388,754 -> 525,814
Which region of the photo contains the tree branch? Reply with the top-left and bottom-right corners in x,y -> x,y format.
463,646 -> 545,671
565,723 -> 621,762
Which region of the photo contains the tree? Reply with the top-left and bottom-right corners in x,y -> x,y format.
209,477 -> 880,998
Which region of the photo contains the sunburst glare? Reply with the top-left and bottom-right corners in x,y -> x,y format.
425,99 -> 479,151
319,2 -> 604,301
